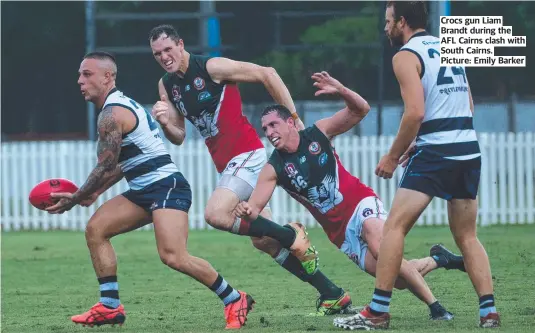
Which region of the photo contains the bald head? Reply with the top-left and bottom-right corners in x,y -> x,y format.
78,51 -> 118,105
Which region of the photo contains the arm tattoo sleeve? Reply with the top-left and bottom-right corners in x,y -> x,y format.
73,106 -> 123,202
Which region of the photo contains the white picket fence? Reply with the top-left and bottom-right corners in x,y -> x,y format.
1,132 -> 534,232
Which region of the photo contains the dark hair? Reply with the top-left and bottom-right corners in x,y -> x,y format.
386,1 -> 428,30
149,24 -> 181,43
83,51 -> 116,64
261,104 -> 293,121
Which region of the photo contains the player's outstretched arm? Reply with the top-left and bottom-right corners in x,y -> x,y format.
153,78 -> 186,145
235,164 -> 278,221
313,71 -> 371,140
47,106 -> 130,213
206,57 -> 304,130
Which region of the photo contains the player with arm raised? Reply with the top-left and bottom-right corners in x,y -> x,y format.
350,1 -> 499,330
149,24 -> 357,316
46,52 -> 254,329
234,71 -> 463,324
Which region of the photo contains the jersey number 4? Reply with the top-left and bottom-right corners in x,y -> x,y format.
129,99 -> 158,131
428,48 -> 467,86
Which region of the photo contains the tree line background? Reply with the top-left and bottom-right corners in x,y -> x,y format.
2,1 -> 533,139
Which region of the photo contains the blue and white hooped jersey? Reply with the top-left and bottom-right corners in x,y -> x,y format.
102,88 -> 178,190
401,31 -> 480,161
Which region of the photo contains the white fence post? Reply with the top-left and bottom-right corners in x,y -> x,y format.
524,132 -> 532,222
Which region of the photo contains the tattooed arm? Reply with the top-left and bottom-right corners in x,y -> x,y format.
79,165 -> 124,207
94,165 -> 123,195
74,106 -> 124,200
47,105 -> 127,214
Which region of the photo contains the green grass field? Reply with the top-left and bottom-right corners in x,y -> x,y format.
2,224 -> 535,333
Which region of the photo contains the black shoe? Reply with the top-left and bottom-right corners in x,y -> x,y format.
429,301 -> 454,320
430,310 -> 454,320
430,244 -> 466,272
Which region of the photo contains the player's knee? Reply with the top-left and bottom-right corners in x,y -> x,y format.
203,208 -> 216,225
85,219 -> 108,244
451,226 -> 477,247
204,206 -> 231,230
159,251 -> 189,272
452,232 -> 478,250
383,219 -> 411,237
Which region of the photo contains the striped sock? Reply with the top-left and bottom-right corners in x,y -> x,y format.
479,294 -> 497,317
98,275 -> 120,309
210,274 -> 240,306
369,288 -> 392,315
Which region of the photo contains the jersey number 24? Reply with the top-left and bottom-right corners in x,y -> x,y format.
428,48 -> 467,86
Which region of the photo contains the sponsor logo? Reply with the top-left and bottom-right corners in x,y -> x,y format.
175,199 -> 191,211
318,152 -> 328,166
299,156 -> 306,164
198,91 -> 212,102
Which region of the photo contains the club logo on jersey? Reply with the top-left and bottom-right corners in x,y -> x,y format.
309,142 -> 321,155
225,161 -> 237,171
362,208 -> 373,218
193,77 -> 205,90
318,152 -> 328,166
299,156 -> 306,164
284,163 -> 299,178
172,85 -> 181,101
198,91 -> 212,102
